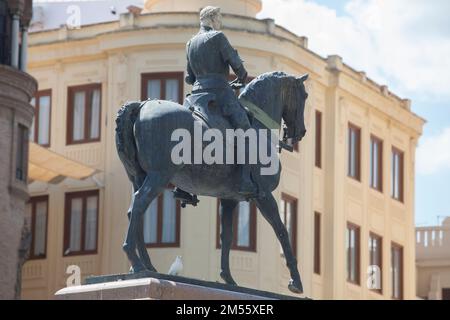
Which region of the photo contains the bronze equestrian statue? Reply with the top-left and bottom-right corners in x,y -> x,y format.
115,6 -> 308,294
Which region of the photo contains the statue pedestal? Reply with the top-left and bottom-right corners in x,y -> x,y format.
55,272 -> 304,300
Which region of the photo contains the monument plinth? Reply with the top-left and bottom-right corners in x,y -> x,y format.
55,272 -> 305,300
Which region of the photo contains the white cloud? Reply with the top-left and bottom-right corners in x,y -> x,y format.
258,0 -> 450,98
417,127 -> 450,175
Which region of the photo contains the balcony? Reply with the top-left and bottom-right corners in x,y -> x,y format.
416,218 -> 450,262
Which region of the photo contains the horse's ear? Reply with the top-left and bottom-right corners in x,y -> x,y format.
297,74 -> 309,83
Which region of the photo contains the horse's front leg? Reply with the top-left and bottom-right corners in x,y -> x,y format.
255,193 -> 303,294
219,199 -> 238,285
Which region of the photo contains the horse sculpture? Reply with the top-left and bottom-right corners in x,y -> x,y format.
115,71 -> 308,294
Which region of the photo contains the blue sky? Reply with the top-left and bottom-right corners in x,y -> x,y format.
259,0 -> 450,226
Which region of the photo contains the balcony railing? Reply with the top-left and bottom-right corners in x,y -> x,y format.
416,223 -> 450,260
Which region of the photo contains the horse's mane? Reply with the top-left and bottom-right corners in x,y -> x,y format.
240,71 -> 287,101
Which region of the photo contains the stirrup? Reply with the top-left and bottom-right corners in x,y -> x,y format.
172,188 -> 199,208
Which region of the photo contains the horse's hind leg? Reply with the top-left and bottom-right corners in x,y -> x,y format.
255,194 -> 303,294
219,199 -> 238,285
123,171 -> 169,273
126,178 -> 157,272
137,214 -> 157,272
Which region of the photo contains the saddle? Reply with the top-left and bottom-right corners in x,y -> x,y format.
183,92 -> 237,135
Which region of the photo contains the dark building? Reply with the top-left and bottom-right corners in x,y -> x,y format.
0,0 -> 37,299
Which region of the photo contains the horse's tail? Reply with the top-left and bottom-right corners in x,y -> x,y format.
115,101 -> 146,181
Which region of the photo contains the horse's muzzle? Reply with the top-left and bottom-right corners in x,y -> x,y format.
294,129 -> 307,142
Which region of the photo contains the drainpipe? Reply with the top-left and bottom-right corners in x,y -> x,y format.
11,13 -> 20,68
20,26 -> 28,71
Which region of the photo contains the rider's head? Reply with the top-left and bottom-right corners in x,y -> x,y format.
200,6 -> 222,31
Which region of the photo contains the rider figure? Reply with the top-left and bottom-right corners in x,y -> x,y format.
185,6 -> 257,196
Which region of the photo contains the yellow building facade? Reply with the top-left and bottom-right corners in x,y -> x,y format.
22,0 -> 424,300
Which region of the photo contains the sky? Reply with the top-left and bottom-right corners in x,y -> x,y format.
258,0 -> 450,226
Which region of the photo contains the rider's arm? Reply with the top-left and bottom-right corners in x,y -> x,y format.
218,32 -> 248,82
185,41 -> 196,85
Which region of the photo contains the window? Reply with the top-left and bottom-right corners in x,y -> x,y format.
67,84 -> 102,145
63,190 -> 99,256
293,141 -> 300,152
442,288 -> 450,300
346,223 -> 360,285
370,136 -> 383,192
30,90 -> 51,147
348,123 -> 361,181
216,201 -> 257,252
314,212 -> 321,275
16,124 -> 29,182
0,2 -> 12,65
280,194 -> 298,257
315,111 -> 322,168
369,233 -> 383,293
28,196 -> 48,259
141,72 -> 184,103
143,189 -> 181,248
391,243 -> 403,299
392,147 -> 404,202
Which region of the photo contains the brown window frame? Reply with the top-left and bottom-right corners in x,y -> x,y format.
28,195 -> 49,260
16,123 -> 29,182
63,190 -> 100,256
66,83 -> 102,145
442,288 -> 450,300
391,242 -> 404,300
391,147 -> 404,203
315,111 -> 322,168
348,123 -> 361,181
141,72 -> 184,103
216,200 -> 257,252
280,193 -> 298,258
369,232 -> 383,294
31,89 -> 52,147
314,212 -> 321,275
370,135 -> 383,192
144,189 -> 181,248
346,222 -> 361,285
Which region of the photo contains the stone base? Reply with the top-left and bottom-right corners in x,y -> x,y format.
55,272 -> 305,300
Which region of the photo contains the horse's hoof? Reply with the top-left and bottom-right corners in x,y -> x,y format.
288,279 -> 303,294
220,271 -> 237,286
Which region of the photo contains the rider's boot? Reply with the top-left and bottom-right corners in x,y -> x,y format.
237,137 -> 258,197
229,111 -> 258,197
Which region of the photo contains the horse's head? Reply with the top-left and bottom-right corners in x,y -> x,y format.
239,71 -> 308,144
282,74 -> 309,144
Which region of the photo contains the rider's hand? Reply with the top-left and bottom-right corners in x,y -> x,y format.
238,71 -> 248,84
